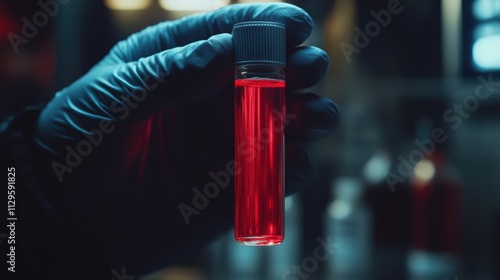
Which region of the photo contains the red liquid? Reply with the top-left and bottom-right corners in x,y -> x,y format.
234,78 -> 285,246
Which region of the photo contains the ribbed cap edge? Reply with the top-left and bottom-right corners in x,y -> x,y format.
232,21 -> 286,66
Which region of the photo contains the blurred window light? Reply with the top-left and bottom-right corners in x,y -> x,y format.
473,22 -> 500,70
104,0 -> 151,10
413,159 -> 436,184
473,34 -> 500,70
159,0 -> 229,11
473,0 -> 500,21
329,200 -> 352,220
238,0 -> 283,3
363,151 -> 391,185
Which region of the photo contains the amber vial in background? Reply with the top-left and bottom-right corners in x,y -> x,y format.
232,22 -> 286,246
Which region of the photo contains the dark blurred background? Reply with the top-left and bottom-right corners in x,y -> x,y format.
1,0 -> 500,279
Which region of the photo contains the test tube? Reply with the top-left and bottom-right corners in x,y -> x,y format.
233,21 -> 286,246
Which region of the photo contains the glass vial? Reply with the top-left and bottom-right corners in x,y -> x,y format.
325,178 -> 371,279
232,21 -> 286,246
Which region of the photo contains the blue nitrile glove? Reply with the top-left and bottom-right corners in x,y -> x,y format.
32,2 -> 339,277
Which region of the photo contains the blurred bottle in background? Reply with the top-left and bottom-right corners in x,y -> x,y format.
324,177 -> 372,280
364,149 -> 411,280
407,118 -> 462,280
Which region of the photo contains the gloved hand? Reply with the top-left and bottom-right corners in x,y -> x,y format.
32,2 -> 339,276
